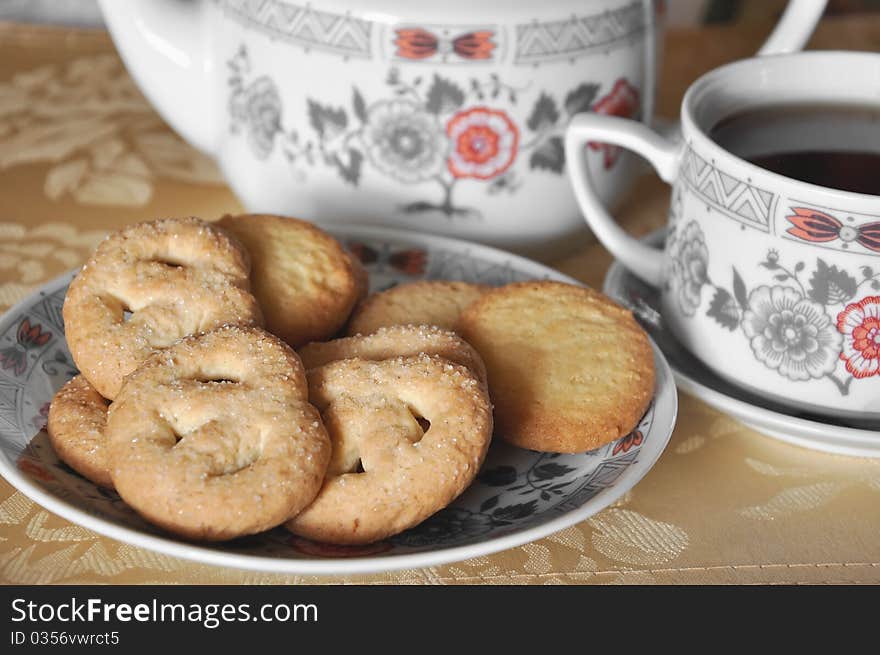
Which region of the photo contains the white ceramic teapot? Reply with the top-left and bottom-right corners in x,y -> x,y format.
99,0 -> 825,252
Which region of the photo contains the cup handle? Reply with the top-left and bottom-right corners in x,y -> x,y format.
757,0 -> 827,56
565,114 -> 680,286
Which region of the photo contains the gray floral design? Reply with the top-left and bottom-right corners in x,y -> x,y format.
360,99 -> 446,183
668,221 -> 709,316
687,234 -> 880,394
225,43 -> 637,218
741,285 -> 842,382
230,76 -> 283,160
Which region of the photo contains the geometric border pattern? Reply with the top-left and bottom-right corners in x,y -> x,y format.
216,0 -> 374,59
513,1 -> 647,66
216,0 -> 650,65
681,145 -> 776,232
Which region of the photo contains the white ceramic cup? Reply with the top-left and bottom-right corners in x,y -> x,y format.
566,50 -> 880,421
98,0 -> 823,253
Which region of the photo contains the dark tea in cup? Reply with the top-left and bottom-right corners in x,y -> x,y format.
710,103 -> 880,195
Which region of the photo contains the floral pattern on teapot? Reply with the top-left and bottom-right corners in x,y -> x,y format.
227,44 -> 639,218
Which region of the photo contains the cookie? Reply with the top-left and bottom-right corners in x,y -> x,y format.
46,375 -> 113,489
286,354 -> 492,544
216,214 -> 363,346
298,324 -> 487,385
346,280 -> 489,335
105,326 -> 330,541
62,217 -> 262,400
349,250 -> 370,305
457,280 -> 655,453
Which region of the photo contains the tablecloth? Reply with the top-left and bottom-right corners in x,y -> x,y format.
1,16 -> 879,585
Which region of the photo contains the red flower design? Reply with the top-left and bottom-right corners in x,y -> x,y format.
0,318 -> 53,376
450,31 -> 495,60
612,430 -> 643,456
18,318 -> 51,347
345,243 -> 426,276
837,295 -> 880,379
389,249 -> 427,276
446,107 -> 518,180
0,349 -> 26,376
590,78 -> 640,169
786,207 -> 880,252
395,28 -> 495,60
32,401 -> 50,431
395,28 -> 436,59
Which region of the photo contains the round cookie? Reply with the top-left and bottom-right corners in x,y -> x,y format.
63,217 -> 263,400
457,280 -> 655,453
216,214 -> 362,346
346,280 -> 489,336
46,375 -> 113,489
105,326 -> 330,541
286,354 -> 493,545
298,324 -> 487,385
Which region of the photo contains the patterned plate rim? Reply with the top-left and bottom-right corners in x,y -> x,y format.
602,227 -> 880,458
0,224 -> 678,575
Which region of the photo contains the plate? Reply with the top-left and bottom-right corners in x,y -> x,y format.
0,225 -> 677,574
603,228 -> 879,458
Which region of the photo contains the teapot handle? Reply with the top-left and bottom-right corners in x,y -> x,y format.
98,0 -> 216,156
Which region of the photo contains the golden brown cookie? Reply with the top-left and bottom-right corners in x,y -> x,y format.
46,375 -> 113,489
216,214 -> 362,346
286,354 -> 493,544
346,280 -> 489,336
63,217 -> 263,400
298,324 -> 487,385
457,280 -> 655,453
105,326 -> 330,541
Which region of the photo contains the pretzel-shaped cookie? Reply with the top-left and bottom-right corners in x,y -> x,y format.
106,326 -> 330,541
47,375 -> 113,489
63,217 -> 263,400
298,324 -> 487,385
286,354 -> 493,545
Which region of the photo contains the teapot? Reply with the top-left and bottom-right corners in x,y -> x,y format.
100,0 -> 825,252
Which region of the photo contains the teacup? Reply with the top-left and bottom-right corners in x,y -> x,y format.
99,0 -> 823,253
565,50 -> 880,421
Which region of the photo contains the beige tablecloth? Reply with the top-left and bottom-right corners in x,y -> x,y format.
1,18 -> 879,585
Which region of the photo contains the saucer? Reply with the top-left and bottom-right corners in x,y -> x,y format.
603,228 -> 880,458
0,225 -> 677,574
